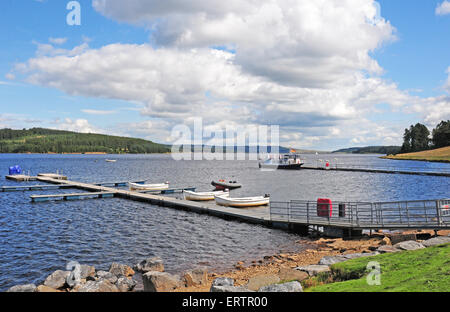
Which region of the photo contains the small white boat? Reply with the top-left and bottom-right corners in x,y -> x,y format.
129,182 -> 169,191
184,190 -> 229,201
215,195 -> 270,208
105,159 -> 117,163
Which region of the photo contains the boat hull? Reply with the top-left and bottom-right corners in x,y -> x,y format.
215,196 -> 270,208
129,182 -> 170,191
184,190 -> 229,201
211,181 -> 242,190
259,163 -> 304,170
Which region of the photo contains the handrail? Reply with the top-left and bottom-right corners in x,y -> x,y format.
270,199 -> 450,229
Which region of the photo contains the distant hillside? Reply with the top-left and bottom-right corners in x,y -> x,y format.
333,146 -> 401,155
0,128 -> 170,154
381,146 -> 450,163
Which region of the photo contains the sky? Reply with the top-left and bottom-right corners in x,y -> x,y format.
1,0 -> 450,151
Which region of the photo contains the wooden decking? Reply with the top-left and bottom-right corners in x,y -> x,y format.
31,192 -> 115,202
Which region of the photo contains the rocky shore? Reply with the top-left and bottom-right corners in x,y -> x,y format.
6,230 -> 450,293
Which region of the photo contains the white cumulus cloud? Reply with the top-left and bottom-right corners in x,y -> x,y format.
436,1 -> 450,15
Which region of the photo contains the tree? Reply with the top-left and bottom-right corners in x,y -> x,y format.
400,123 -> 430,153
432,120 -> 450,148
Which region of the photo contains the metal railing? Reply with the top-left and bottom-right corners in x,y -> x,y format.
270,199 -> 450,229
302,162 -> 450,174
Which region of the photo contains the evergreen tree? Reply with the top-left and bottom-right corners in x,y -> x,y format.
432,120 -> 450,148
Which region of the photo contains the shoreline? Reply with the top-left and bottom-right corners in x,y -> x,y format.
380,155 -> 450,164
5,229 -> 450,292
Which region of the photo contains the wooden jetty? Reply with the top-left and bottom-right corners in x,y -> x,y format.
301,166 -> 450,177
5,175 -> 38,182
1,184 -> 75,192
24,175 -> 449,237
31,192 -> 115,202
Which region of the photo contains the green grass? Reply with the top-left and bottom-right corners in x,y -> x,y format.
381,146 -> 450,163
307,244 -> 450,292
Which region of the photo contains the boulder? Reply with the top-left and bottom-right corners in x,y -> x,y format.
393,240 -> 425,251
183,267 -> 208,287
278,267 -> 309,282
109,263 -> 135,277
44,270 -> 70,289
116,277 -> 137,292
318,256 -> 346,266
258,281 -> 303,292
381,236 -> 392,246
296,265 -> 331,276
7,284 -> 36,292
35,285 -> 60,293
143,272 -> 182,292
246,274 -> 280,291
390,234 -> 417,245
422,236 -> 450,247
77,279 -> 119,292
210,285 -> 252,292
135,257 -> 164,273
377,246 -> 401,253
211,277 -> 234,287
96,271 -> 118,284
318,252 -> 379,265
80,265 -> 96,279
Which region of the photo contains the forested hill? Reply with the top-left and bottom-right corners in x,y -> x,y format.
0,128 -> 170,154
333,146 -> 401,155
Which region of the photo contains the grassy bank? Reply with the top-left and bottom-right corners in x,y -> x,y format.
381,146 -> 450,163
307,243 -> 450,292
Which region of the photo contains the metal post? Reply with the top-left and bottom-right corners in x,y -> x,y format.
436,200 -> 442,226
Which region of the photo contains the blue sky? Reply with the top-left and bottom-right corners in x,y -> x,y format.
1,0 -> 450,150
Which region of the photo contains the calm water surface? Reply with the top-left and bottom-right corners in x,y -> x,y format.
0,154 -> 449,290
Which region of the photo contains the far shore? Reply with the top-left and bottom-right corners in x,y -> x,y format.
380,146 -> 450,163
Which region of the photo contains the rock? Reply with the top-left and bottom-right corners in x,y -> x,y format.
318,256 -> 346,266
318,252 -> 379,266
44,270 -> 70,289
422,236 -> 450,247
109,263 -> 135,277
377,246 -> 401,253
246,274 -> 280,291
211,277 -> 234,287
342,252 -> 379,260
277,268 -> 309,282
210,285 -> 251,292
142,272 -> 182,292
258,281 -> 303,292
80,265 -> 96,279
390,234 -> 417,245
96,271 -> 118,284
35,285 -> 60,293
394,240 -> 425,251
135,257 -> 164,273
381,236 -> 392,246
7,284 -> 36,292
183,267 -> 208,287
296,265 -> 331,276
116,277 -> 137,292
77,279 -> 119,292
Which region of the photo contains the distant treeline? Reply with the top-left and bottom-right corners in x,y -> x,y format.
333,146 -> 401,155
0,128 -> 170,154
401,120 -> 450,153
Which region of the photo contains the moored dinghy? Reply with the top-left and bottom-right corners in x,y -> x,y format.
129,182 -> 170,191
215,194 -> 270,208
184,190 -> 230,201
211,180 -> 242,190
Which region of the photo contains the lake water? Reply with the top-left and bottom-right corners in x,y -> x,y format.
0,153 -> 449,291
